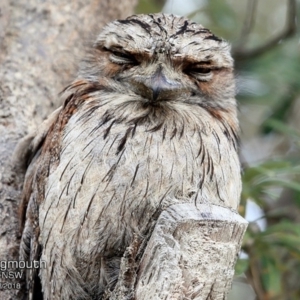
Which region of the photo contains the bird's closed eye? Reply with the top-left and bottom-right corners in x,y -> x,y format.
106,47 -> 138,65
184,63 -> 213,81
190,67 -> 211,74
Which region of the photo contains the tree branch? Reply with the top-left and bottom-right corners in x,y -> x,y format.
236,0 -> 258,48
233,0 -> 297,60
134,203 -> 248,299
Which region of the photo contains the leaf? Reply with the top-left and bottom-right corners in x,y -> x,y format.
263,119 -> 300,138
255,221 -> 300,254
260,254 -> 282,296
241,159 -> 300,207
259,179 -> 300,193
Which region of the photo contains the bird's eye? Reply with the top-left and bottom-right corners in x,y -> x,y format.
184,64 -> 213,81
191,67 -> 211,74
107,48 -> 138,65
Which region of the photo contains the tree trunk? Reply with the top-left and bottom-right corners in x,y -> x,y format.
0,1 -> 247,299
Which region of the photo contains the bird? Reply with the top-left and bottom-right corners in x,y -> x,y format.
19,13 -> 241,300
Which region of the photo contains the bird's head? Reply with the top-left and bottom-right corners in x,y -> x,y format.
74,13 -> 237,127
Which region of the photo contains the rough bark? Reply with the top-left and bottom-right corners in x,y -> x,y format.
135,203 -> 248,300
109,203 -> 248,300
0,1 -> 137,299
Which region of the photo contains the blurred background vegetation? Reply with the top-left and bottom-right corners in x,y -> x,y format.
136,1 -> 300,299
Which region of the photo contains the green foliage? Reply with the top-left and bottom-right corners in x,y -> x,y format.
242,158 -> 300,205
242,219 -> 300,299
264,119 -> 300,140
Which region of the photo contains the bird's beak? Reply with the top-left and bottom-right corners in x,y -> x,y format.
129,65 -> 187,102
147,65 -> 174,101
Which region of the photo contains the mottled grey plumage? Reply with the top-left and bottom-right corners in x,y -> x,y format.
20,13 -> 241,300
